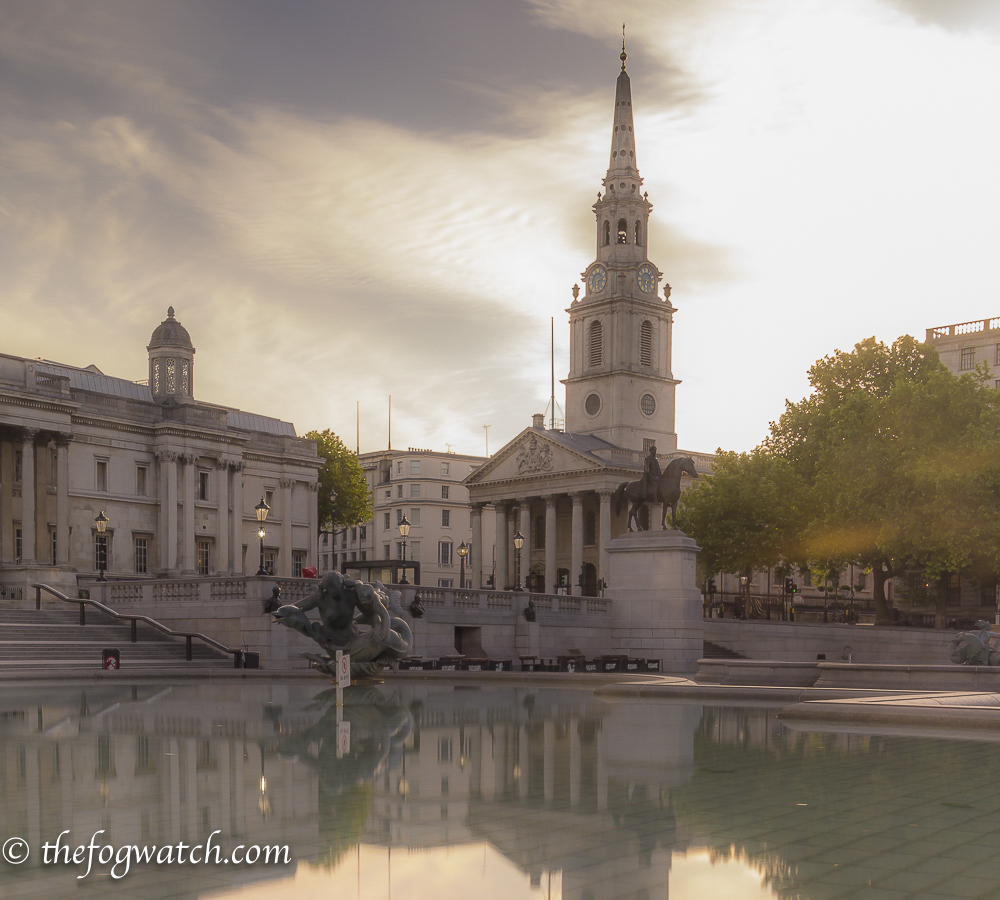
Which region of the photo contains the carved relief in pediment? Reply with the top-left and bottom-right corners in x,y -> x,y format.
516,434 -> 553,475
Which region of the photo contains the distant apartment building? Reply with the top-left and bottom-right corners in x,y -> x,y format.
319,448 -> 494,588
927,316 -> 1000,384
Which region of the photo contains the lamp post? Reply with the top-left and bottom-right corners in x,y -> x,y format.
513,530 -> 524,591
95,510 -> 109,581
255,496 -> 270,575
398,514 -> 410,585
457,541 -> 469,590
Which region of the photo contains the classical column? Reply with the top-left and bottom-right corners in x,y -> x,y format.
544,495 -> 557,594
280,478 -> 294,577
518,723 -> 529,800
493,501 -> 508,591
55,434 -> 71,565
569,718 -> 581,807
518,501 -> 531,591
308,481 -> 319,568
181,455 -> 196,573
543,719 -> 555,804
230,461 -> 244,573
507,509 -> 518,589
571,492 -> 584,596
599,489 -> 613,589
470,503 -> 484,588
216,461 -> 229,575
157,452 -> 179,573
21,428 -> 37,565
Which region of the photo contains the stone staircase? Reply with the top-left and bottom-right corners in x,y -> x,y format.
702,639 -> 748,660
0,607 -> 233,671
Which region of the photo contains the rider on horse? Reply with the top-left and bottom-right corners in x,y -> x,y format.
642,444 -> 661,502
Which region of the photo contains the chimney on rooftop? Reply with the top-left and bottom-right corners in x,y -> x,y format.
532,414 -> 545,429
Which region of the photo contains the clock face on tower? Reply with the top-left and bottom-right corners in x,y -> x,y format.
587,265 -> 608,294
637,264 -> 656,293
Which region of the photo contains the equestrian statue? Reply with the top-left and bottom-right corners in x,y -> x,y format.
614,447 -> 699,532
271,571 -> 412,679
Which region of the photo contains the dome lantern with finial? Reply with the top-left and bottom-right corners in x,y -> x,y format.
147,307 -> 195,403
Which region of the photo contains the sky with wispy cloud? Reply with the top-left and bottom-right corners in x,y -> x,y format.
4,0 -> 1000,456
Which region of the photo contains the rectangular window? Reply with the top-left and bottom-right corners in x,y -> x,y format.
396,541 -> 404,559
96,459 -> 108,492
409,508 -> 421,526
397,484 -> 403,499
383,512 -> 391,530
341,531 -> 347,549
396,508 -> 404,524
136,465 -> 148,497
384,489 -> 391,499
50,528 -> 57,565
264,549 -> 276,574
351,527 -> 357,542
359,525 -> 367,540
265,489 -> 274,509
960,347 -> 975,370
350,551 -> 357,561
643,438 -> 655,453
410,541 -> 420,561
441,486 -> 450,499
441,462 -> 450,476
410,484 -> 421,498
437,737 -> 453,762
293,551 -> 305,577
197,540 -> 211,575
438,579 -> 454,588
396,461 -> 403,475
410,460 -> 421,475
383,544 -> 390,559
361,550 -> 367,561
439,542 -> 453,565
198,470 -> 210,501
14,527 -> 22,563
441,509 -> 450,528
134,537 -> 148,574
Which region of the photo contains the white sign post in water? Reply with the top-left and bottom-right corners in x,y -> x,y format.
335,650 -> 351,758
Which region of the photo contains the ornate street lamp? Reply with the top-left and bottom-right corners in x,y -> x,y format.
255,496 -> 270,575
456,541 -> 469,590
513,530 -> 525,591
398,514 -> 411,584
95,510 -> 109,581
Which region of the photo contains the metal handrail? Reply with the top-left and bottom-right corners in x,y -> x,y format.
31,583 -> 243,665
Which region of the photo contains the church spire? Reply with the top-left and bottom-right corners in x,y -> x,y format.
606,26 -> 639,186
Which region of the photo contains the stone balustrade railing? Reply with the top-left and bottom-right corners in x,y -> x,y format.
928,317 -> 1000,340
395,585 -> 611,617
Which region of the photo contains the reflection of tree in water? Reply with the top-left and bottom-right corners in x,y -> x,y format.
672,706 -> 1000,899
278,685 -> 412,868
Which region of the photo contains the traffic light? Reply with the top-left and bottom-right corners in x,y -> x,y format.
707,578 -> 717,595
784,577 -> 797,594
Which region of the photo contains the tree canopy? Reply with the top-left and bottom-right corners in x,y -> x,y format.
679,336 -> 1000,623
305,429 -> 373,533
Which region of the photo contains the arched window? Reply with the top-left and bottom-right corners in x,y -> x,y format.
634,221 -> 642,245
588,320 -> 603,368
640,320 -> 653,367
603,221 -> 611,246
617,219 -> 628,244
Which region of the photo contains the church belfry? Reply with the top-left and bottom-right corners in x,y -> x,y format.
564,39 -> 679,452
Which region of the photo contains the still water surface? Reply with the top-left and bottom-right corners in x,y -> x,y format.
1,681 -> 997,900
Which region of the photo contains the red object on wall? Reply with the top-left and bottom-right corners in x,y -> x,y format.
302,566 -> 318,579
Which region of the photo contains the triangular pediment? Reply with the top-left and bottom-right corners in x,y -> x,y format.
466,429 -> 607,487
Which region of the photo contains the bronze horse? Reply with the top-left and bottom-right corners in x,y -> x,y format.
614,456 -> 699,532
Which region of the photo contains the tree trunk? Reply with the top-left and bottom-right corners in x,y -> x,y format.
873,560 -> 894,625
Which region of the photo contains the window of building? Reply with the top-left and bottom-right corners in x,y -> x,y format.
634,220 -> 642,245
441,486 -> 450,499
396,508 -> 404,524
341,531 -> 347,549
441,462 -> 450,476
439,541 -> 453,565
410,508 -> 421,526
97,735 -> 115,777
410,460 -> 421,475
349,551 -> 356,563
588,321 -> 603,368
438,578 -> 453,588
617,218 -> 628,243
198,470 -> 210,501
383,544 -> 390,559
136,736 -> 151,772
293,551 -> 305,577
396,541 -> 404,558
534,516 -> 545,549
384,489 -> 391,499
383,512 -> 391,530
351,527 -> 357,542
96,458 -> 108,493
359,525 -> 367,540
438,737 -> 453,762
197,540 -> 212,576
584,510 -> 597,546
396,461 -> 403,475
643,438 -> 656,453
603,220 -> 611,246
14,527 -> 22,564
165,358 -> 176,393
95,534 -> 109,572
960,347 -> 975,370
50,528 -> 57,565
265,489 -> 274,509
640,320 -> 653,367
410,541 -> 420,561
856,571 -> 867,590
397,484 -> 403,499
133,536 -> 148,574
441,509 -> 450,527
264,549 -> 276,574
410,484 -> 421,498
136,465 -> 148,497
361,550 -> 367,561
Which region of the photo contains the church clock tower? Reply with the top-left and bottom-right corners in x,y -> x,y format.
563,41 -> 678,453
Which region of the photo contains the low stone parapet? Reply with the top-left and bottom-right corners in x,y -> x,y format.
815,662 -> 1000,691
695,658 -> 821,687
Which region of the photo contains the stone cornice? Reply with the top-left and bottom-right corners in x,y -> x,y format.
0,392 -> 79,416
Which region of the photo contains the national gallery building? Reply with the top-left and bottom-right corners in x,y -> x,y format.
0,309 -> 320,596
466,47 -> 713,596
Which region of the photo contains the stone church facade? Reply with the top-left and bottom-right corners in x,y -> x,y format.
0,309 -> 320,595
466,48 -> 712,596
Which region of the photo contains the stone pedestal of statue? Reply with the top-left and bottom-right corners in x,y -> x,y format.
606,529 -> 703,674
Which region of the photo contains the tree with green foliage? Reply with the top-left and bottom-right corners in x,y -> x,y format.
305,429 -> 373,534
680,336 -> 1000,625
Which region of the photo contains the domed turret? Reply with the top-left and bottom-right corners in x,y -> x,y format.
147,307 -> 196,403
